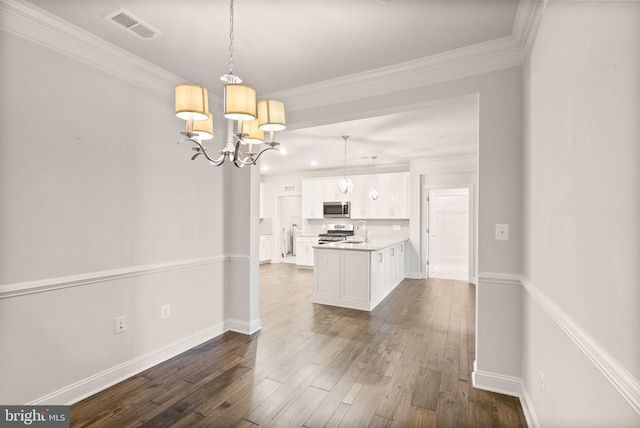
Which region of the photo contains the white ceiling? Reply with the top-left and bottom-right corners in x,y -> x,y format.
25,0 -> 520,175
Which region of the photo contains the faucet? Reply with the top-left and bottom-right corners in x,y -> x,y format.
355,220 -> 369,242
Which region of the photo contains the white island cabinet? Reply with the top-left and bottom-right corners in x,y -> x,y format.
313,239 -> 407,311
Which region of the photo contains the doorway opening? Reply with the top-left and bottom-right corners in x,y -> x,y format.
424,187 -> 470,281
277,194 -> 302,264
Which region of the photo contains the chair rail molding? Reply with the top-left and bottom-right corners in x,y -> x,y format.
0,255 -> 227,299
521,276 -> 640,415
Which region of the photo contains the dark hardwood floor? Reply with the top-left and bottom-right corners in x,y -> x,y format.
71,263 -> 527,427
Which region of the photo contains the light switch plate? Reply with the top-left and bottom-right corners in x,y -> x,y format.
495,224 -> 509,240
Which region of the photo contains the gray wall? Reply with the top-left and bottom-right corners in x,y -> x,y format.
522,1 -> 640,425
0,29 -> 230,403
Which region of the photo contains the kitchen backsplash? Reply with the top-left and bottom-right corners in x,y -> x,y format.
303,219 -> 410,240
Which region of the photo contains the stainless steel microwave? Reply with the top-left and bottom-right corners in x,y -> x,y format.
323,201 -> 350,218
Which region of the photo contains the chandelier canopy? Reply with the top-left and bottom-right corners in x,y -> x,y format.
174,0 -> 286,168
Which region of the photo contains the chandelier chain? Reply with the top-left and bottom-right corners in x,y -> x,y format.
228,0 -> 235,74
372,156 -> 377,186
343,136 -> 348,179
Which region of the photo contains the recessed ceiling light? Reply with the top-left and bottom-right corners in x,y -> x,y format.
280,147 -> 288,155
261,165 -> 269,171
310,160 -> 318,166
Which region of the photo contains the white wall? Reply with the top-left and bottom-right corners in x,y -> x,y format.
0,26 -> 230,404
523,1 -> 640,425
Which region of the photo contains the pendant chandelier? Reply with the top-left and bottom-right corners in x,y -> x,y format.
369,156 -> 379,200
338,136 -> 353,194
174,0 -> 286,167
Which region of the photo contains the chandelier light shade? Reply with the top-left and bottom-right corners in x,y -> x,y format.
258,99 -> 286,132
191,114 -> 214,140
174,0 -> 284,168
175,84 -> 209,121
243,118 -> 264,145
224,84 -> 257,121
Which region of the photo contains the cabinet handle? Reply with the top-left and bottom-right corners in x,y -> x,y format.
400,244 -> 404,252
391,248 -> 395,256
378,253 -> 383,262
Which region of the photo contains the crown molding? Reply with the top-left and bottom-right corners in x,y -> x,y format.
0,0 -> 183,98
267,0 -> 545,112
512,0 -> 548,59
1,0 -> 544,108
268,36 -> 524,113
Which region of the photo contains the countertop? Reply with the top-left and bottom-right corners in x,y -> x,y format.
313,238 -> 407,252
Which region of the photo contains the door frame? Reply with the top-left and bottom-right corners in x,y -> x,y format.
421,183 -> 476,283
274,193 -> 302,263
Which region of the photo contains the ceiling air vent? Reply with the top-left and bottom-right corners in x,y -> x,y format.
104,8 -> 161,41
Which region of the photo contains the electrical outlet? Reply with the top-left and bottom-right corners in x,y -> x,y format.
161,304 -> 171,319
539,370 -> 545,396
115,316 -> 126,334
495,224 -> 509,240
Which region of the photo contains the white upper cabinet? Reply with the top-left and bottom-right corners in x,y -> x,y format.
370,172 -> 409,219
392,172 -> 410,219
323,178 -> 351,203
350,175 -> 377,219
301,172 -> 409,219
301,180 -> 324,219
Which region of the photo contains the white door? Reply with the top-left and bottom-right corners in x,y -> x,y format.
428,188 -> 469,281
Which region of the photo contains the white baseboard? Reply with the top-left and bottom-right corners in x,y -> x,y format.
225,318 -> 263,335
519,381 -> 541,428
30,322 -> 226,405
472,365 -> 539,428
405,271 -> 422,279
472,367 -> 522,397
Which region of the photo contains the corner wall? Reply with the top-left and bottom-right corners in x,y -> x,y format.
523,1 -> 640,425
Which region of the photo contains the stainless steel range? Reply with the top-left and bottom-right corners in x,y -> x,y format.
318,223 -> 354,244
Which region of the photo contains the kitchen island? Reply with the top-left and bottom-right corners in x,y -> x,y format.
313,238 -> 407,311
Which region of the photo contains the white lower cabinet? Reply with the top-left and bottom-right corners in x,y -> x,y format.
342,251 -> 371,305
259,235 -> 272,263
296,237 -> 319,268
314,240 -> 406,311
370,242 -> 405,307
